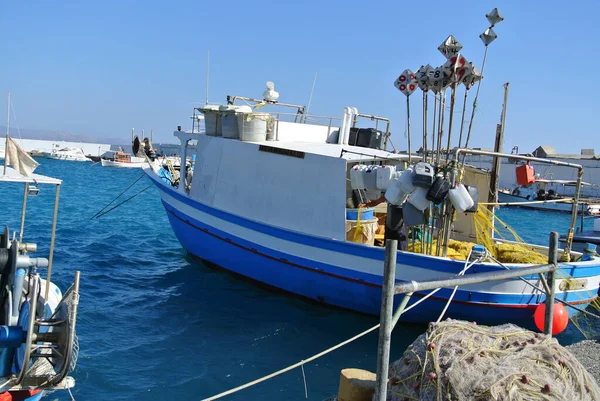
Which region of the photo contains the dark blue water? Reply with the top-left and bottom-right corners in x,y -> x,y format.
0,160 -> 596,401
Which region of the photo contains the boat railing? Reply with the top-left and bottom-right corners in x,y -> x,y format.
373,234 -> 561,401
451,148 -> 584,257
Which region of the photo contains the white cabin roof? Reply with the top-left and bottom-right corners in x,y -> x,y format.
0,166 -> 62,185
248,140 -> 412,163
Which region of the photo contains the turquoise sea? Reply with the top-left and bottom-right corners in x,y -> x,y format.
0,159 -> 596,401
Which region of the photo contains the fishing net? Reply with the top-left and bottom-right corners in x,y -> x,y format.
387,319 -> 600,401
407,238 -> 547,264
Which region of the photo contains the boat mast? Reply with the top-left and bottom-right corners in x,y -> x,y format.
488,82 -> 510,210
3,92 -> 10,175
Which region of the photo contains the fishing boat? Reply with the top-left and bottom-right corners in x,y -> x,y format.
100,151 -> 147,168
144,10 -> 600,328
498,179 -> 600,215
43,146 -> 91,162
0,141 -> 80,399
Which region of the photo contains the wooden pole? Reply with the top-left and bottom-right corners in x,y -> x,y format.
544,232 -> 558,336
488,82 -> 510,211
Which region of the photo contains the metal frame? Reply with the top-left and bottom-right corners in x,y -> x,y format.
452,148 -> 583,256
374,234 -> 560,401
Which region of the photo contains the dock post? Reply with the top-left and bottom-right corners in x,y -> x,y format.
544,232 -> 558,336
374,239 -> 397,401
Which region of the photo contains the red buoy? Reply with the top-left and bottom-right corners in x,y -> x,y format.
533,303 -> 569,335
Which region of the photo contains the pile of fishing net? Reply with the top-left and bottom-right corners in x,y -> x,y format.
407,239 -> 547,264
387,319 -> 600,401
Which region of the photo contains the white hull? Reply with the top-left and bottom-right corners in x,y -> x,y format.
498,192 -> 600,215
100,159 -> 146,168
45,154 -> 91,162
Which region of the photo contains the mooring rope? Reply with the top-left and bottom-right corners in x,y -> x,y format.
200,323 -> 382,401
91,185 -> 152,220
89,173 -> 146,219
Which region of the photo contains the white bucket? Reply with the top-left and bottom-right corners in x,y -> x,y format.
407,186 -> 431,211
449,184 -> 475,212
238,112 -> 272,142
376,166 -> 395,190
200,105 -> 220,136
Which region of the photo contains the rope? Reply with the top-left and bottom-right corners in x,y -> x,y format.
301,362 -> 308,398
91,185 -> 152,219
89,174 -> 145,219
200,323 -> 381,401
436,249 -> 478,323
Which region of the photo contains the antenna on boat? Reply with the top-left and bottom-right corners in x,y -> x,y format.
304,72 -> 318,123
462,8 -> 503,152
3,92 -> 9,175
393,69 -> 417,163
205,50 -> 210,106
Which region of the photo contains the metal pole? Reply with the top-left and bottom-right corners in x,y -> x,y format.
444,86 -> 457,159
422,91 -> 427,162
436,90 -> 446,165
375,239 -> 398,401
391,292 -> 413,328
457,89 -> 468,148
406,97 -> 411,163
3,92 -> 10,176
431,94 -> 438,159
45,183 -> 60,302
18,183 -> 29,242
394,262 -> 556,294
566,168 -> 583,257
544,232 -> 558,336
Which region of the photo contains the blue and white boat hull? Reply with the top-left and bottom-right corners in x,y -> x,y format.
148,171 -> 600,328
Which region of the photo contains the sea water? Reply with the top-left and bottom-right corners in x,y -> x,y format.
0,159 -> 596,401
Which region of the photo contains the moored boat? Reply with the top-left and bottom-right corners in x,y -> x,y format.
144,99 -> 600,328
100,151 -> 147,168
42,146 -> 91,162
498,179 -> 600,215
144,13 -> 600,328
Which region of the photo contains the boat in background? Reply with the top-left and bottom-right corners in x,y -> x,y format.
100,151 -> 147,168
43,146 -> 91,162
498,179 -> 600,215
0,164 -> 80,400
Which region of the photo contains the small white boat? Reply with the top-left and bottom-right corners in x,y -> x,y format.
43,146 -> 91,162
498,179 -> 600,215
100,151 -> 147,168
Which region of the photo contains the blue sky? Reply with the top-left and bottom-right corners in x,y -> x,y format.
0,1 -> 597,153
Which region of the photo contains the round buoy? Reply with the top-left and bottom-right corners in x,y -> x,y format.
533,302 -> 569,335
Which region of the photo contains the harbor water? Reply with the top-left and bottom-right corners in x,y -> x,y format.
0,159 -> 597,401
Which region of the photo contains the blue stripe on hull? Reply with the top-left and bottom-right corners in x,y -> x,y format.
149,173 -> 600,280
163,201 -> 595,327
